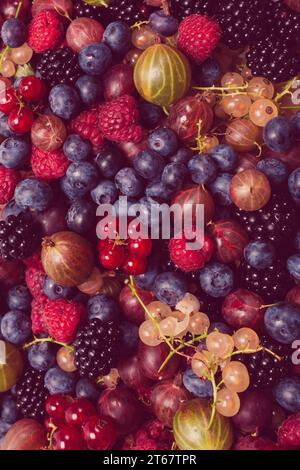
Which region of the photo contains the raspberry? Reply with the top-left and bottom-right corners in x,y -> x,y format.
177,14 -> 221,63
169,230 -> 214,272
44,299 -> 86,344
28,10 -> 64,54
31,295 -> 48,335
234,435 -> 280,450
25,266 -> 46,299
98,95 -> 142,143
278,413 -> 300,448
122,419 -> 172,450
31,146 -> 70,181
70,107 -> 104,151
23,251 -> 43,270
0,167 -> 20,204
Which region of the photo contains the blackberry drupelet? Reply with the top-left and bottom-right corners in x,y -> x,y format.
0,213 -> 40,261
238,258 -> 294,302
265,1 -> 300,45
106,1 -> 154,24
247,36 -> 300,82
36,48 -> 82,89
16,369 -> 48,420
170,0 -> 219,19
73,319 -> 120,381
238,335 -> 291,390
216,0 -> 266,49
233,191 -> 298,252
74,0 -> 109,22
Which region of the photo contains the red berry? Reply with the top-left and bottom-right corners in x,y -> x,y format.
0,88 -> 19,114
53,424 -> 85,450
44,299 -> 86,344
177,14 -> 221,64
82,415 -> 117,450
0,167 -> 20,204
8,106 -> 34,134
44,415 -> 64,433
18,76 -> 46,102
127,237 -> 152,257
28,10 -> 64,54
99,243 -> 126,269
70,106 -> 104,151
31,145 -> 70,181
122,254 -> 148,275
46,394 -> 72,420
65,399 -> 96,428
278,413 -> 300,448
169,230 -> 214,272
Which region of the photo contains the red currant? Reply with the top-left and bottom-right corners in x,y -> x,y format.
46,394 -> 72,421
44,415 -> 64,433
65,398 -> 96,428
128,237 -> 152,257
0,88 -> 18,114
52,424 -> 85,450
97,238 -> 111,252
82,415 -> 117,450
122,254 -> 148,275
8,106 -> 34,134
18,76 -> 46,102
99,243 -> 126,269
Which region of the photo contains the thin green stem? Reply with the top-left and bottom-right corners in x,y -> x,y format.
23,336 -> 74,351
207,371 -> 217,430
15,1 -> 23,18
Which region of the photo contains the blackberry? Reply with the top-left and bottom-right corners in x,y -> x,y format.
74,0 -> 108,22
170,0 -> 219,19
36,48 -> 82,89
233,191 -> 298,252
106,1 -> 154,25
73,319 -> 120,381
216,0 -> 266,49
238,335 -> 292,390
0,213 -> 40,261
238,258 -> 294,302
247,36 -> 300,82
16,369 -> 48,420
265,1 -> 300,45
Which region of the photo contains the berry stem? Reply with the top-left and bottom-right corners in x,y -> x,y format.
23,336 -> 74,351
207,371 -> 217,431
15,1 -> 23,19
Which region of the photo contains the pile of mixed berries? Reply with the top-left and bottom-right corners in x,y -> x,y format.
1,0 -> 300,452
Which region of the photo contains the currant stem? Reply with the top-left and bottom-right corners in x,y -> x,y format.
15,1 -> 23,19
23,336 -> 74,351
207,371 -> 217,431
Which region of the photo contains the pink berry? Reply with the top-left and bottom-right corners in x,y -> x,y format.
278,413 -> 300,448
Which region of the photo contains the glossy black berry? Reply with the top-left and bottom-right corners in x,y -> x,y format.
107,1 -> 154,24
170,0 -> 219,19
15,369 -> 48,420
36,48 -> 82,89
0,213 -> 40,261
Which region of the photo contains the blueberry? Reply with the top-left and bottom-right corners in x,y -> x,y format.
66,198 -> 96,234
134,256 -> 160,290
139,100 -> 164,129
209,173 -> 233,206
0,112 -> 14,138
0,420 -> 11,440
209,145 -> 237,172
137,196 -> 161,227
43,276 -> 75,300
66,162 -> 98,192
63,134 -> 91,162
76,378 -> 100,404
145,180 -> 174,201
49,84 -> 81,120
193,57 -> 221,87
148,127 -> 179,157
170,147 -> 194,164
0,137 -> 30,169
188,154 -> 218,184
2,200 -> 24,220
1,19 -> 27,48
79,43 -> 112,76
183,368 -> 213,398
161,162 -> 187,191
287,254 -> 300,281
291,111 -> 300,137
91,180 -> 118,205
44,367 -> 76,395
115,167 -> 144,197
256,158 -> 288,186
75,75 -> 103,107
273,377 -> 300,413
263,117 -> 295,153
119,321 -> 139,356
28,342 -> 56,372
288,167 -> 300,204
199,262 -> 234,298
113,198 -> 135,219
209,322 -> 233,335
15,178 -> 53,212
295,229 -> 300,252
1,395 -> 18,424
244,240 -> 276,270
60,176 -> 87,201
149,11 -> 179,36
133,150 -> 165,180
0,310 -> 31,345
7,285 -> 31,311
88,294 -> 120,322
103,21 -> 131,56
95,146 -> 124,179
264,302 -> 300,344
154,272 -> 187,306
